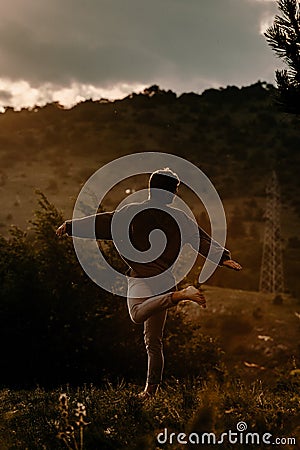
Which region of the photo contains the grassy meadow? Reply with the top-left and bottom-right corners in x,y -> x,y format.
1,377 -> 299,449
0,83 -> 300,448
0,287 -> 299,448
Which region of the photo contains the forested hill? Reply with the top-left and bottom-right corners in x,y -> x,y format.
0,81 -> 299,206
0,81 -> 300,294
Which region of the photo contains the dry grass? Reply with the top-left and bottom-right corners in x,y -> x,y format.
0,376 -> 299,449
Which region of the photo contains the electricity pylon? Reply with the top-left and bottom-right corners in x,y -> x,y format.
259,171 -> 285,294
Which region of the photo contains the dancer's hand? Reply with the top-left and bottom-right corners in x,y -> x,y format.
222,259 -> 242,271
56,222 -> 67,237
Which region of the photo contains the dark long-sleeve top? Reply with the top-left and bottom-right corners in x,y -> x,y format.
65,199 -> 231,278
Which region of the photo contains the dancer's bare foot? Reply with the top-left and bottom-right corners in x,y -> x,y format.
138,383 -> 158,401
172,286 -> 206,308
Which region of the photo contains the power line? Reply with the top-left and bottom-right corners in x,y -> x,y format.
259,171 -> 285,294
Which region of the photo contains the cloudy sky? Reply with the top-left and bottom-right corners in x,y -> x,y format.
0,0 -> 282,109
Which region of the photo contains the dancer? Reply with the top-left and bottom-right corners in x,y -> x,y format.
56,168 -> 242,398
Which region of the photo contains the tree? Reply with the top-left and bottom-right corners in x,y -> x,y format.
265,0 -> 300,114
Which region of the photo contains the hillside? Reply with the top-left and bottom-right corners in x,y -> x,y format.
0,81 -> 299,295
182,285 -> 300,385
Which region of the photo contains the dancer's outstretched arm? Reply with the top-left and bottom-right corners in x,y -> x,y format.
198,225 -> 242,270
56,212 -> 114,240
183,213 -> 242,271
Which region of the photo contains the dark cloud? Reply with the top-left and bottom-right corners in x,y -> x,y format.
0,0 -> 280,93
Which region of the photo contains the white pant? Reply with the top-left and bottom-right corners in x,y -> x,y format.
127,277 -> 176,385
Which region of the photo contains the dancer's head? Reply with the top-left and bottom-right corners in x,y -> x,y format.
148,168 -> 180,204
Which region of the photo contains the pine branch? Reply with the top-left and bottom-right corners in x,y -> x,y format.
278,0 -> 297,22
275,69 -> 300,114
265,0 -> 300,115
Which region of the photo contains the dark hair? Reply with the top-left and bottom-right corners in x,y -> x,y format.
149,168 -> 180,194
